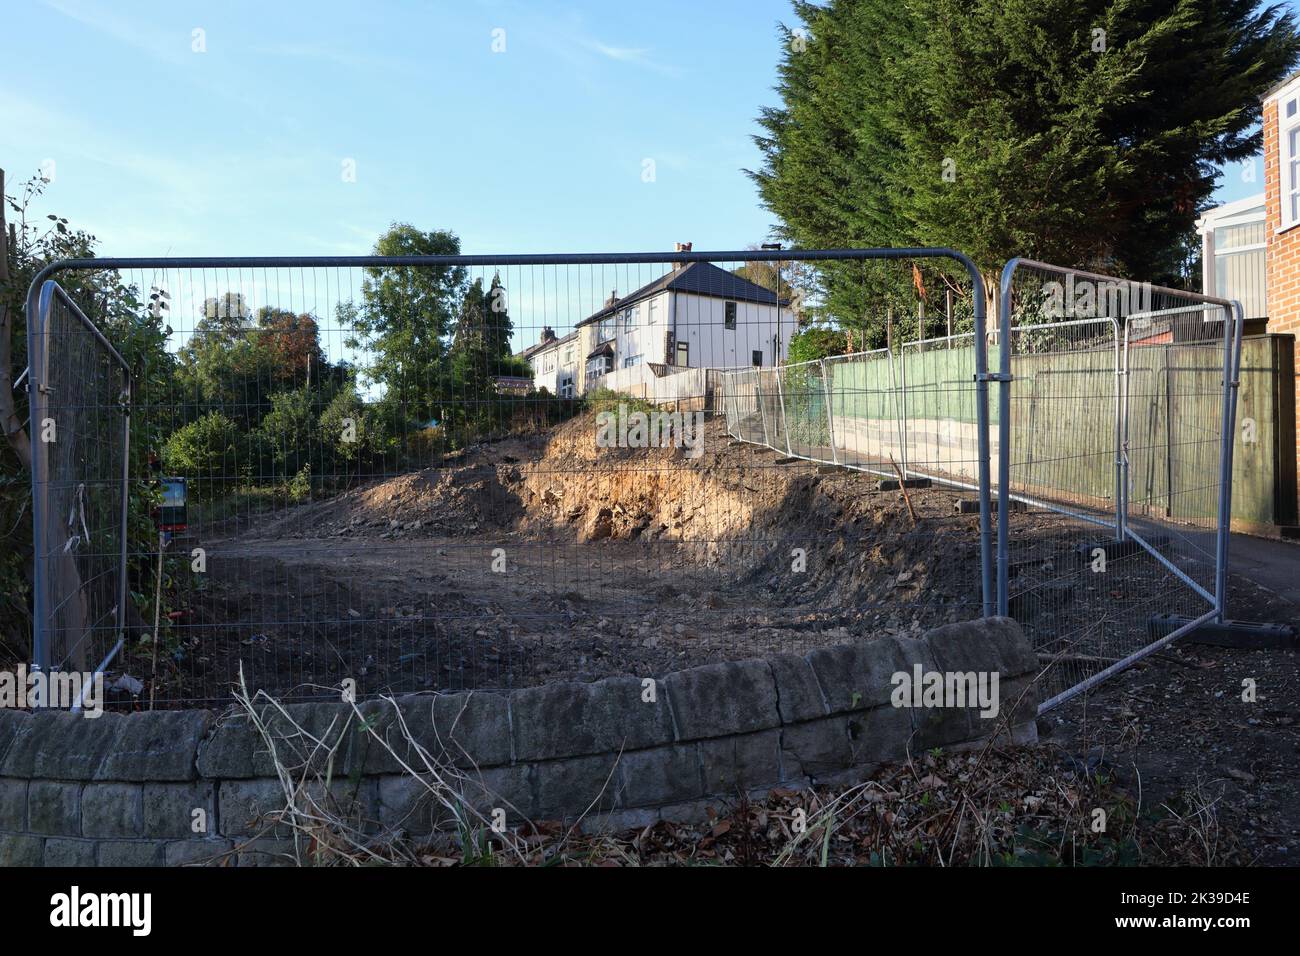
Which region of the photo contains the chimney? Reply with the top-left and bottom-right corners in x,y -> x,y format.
604,289 -> 619,309
674,241 -> 693,269
541,326 -> 556,344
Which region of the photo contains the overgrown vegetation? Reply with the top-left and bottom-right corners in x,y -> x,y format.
0,172 -> 174,662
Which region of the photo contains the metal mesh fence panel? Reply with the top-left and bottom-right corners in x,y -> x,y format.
29,248 -> 994,708
29,282 -> 131,686
996,260 -> 1242,711
823,348 -> 899,472
897,334 -> 983,490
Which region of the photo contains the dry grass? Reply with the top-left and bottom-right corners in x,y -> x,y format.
193,668 -> 1239,867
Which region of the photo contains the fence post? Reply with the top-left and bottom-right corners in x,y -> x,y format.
970,272 -> 995,620
821,358 -> 838,465
1113,319 -> 1127,539
757,370 -> 771,448
117,369 -> 132,649
995,262 -> 1016,618
27,283 -> 50,679
896,348 -> 909,478
775,366 -> 792,457
1214,302 -> 1245,620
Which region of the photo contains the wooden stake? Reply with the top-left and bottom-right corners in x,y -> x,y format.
888,454 -> 917,524
149,532 -> 168,710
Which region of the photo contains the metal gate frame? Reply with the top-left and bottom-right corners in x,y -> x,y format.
26,247 -> 997,704
996,258 -> 1244,711
27,279 -> 133,686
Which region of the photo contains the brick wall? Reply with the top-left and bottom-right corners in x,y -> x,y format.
0,617 -> 1039,867
1263,95 -> 1300,508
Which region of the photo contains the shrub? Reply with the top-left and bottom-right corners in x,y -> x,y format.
162,411 -> 243,500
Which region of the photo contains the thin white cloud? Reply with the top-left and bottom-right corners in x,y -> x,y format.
578,37 -> 683,77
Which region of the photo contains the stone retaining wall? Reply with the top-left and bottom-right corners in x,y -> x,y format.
0,617 -> 1038,866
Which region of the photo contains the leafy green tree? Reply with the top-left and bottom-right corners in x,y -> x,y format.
175,299 -> 268,430
446,273 -> 536,442
256,388 -> 317,479
752,0 -> 1300,337
256,307 -> 326,388
317,383 -> 375,472
338,224 -> 466,427
163,411 -> 243,500
788,326 -> 850,363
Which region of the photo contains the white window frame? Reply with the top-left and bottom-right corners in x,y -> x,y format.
1281,93 -> 1300,232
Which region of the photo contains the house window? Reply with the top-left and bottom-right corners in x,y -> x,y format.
752,350 -> 763,367
562,347 -> 574,366
543,355 -> 555,373
724,301 -> 737,330
598,318 -> 614,342
676,341 -> 689,366
648,298 -> 659,323
623,354 -> 642,368
1282,95 -> 1300,230
623,306 -> 638,328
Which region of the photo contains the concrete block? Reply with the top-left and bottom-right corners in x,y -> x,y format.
217,779 -> 290,838
512,677 -> 672,761
96,840 -> 164,867
699,730 -> 782,795
533,754 -> 620,819
617,744 -> 703,808
143,782 -> 216,839
0,833 -> 43,866
768,654 -> 829,723
27,781 -> 80,837
81,783 -> 143,838
781,717 -> 852,778
0,778 -> 27,831
98,710 -> 212,781
166,839 -> 235,867
662,660 -> 779,741
44,838 -> 96,867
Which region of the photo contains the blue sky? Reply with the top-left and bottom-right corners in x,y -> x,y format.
0,0 -> 1292,260
1,0 -> 794,258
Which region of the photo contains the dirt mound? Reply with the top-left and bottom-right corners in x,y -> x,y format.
231,411 -> 982,629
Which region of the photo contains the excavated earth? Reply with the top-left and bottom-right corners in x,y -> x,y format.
159,413 -> 991,702
128,411 -> 1294,711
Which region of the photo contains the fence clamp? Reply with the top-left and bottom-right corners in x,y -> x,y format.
974,371 -> 1012,383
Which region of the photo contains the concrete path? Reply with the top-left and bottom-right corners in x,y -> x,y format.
1228,532 -> 1300,605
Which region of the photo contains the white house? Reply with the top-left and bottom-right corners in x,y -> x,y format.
519,328 -> 579,397
518,257 -> 794,397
